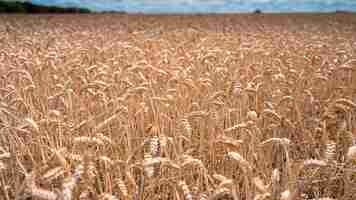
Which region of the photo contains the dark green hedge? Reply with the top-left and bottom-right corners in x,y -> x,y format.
0,1 -> 91,13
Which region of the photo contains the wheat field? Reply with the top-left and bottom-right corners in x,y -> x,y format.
0,13 -> 356,200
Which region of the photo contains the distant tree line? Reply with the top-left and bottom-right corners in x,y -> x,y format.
0,0 -> 91,13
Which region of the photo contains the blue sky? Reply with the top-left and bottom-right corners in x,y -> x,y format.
26,0 -> 356,13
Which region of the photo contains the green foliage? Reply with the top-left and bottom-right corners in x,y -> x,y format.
0,0 -> 92,13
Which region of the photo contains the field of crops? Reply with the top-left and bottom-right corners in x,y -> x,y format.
0,13 -> 356,200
